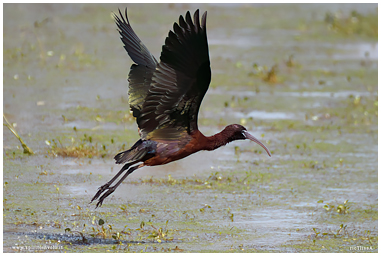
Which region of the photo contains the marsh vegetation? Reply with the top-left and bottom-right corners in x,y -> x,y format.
3,3 -> 377,252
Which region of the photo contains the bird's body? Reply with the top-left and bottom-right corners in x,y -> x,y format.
91,8 -> 271,207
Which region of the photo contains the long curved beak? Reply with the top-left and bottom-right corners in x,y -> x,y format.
243,131 -> 272,157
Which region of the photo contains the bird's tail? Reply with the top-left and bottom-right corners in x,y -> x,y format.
114,139 -> 149,165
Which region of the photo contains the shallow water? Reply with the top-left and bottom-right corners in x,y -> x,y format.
3,3 -> 378,252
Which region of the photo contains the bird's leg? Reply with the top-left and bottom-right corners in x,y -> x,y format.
95,164 -> 143,208
91,162 -> 133,204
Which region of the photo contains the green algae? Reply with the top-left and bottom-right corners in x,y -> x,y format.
3,3 -> 377,253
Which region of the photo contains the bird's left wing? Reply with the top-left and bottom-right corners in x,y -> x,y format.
114,8 -> 158,123
136,10 -> 211,140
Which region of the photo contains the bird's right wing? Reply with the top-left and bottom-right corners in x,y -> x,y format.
114,8 -> 158,120
138,10 -> 211,141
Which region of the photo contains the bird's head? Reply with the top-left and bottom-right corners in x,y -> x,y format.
224,124 -> 271,157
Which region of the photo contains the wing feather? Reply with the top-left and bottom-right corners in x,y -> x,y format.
138,10 -> 211,140
114,8 -> 158,120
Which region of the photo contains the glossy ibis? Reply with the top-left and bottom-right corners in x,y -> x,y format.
91,8 -> 271,208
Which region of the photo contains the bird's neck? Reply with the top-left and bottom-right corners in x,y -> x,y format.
203,129 -> 233,151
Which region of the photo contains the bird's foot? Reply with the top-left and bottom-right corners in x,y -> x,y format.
90,183 -> 111,204
95,187 -> 116,208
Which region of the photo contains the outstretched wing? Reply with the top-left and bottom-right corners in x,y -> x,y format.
138,10 -> 211,140
114,8 -> 158,120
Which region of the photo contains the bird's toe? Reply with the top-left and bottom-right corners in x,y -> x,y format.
95,187 -> 116,208
91,183 -> 111,203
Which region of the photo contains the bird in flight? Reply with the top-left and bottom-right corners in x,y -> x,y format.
91,8 -> 271,208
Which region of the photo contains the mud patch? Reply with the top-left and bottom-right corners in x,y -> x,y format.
3,3 -> 377,253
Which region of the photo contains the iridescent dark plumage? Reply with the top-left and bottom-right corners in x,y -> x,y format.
91,8 -> 271,208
